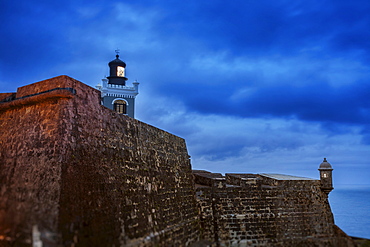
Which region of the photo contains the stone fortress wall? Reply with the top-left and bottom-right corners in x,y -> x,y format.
0,76 -> 355,246
193,171 -> 354,246
0,76 -> 199,246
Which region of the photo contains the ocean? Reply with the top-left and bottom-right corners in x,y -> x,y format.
329,185 -> 370,239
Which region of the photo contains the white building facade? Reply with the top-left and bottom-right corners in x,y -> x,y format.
96,54 -> 139,118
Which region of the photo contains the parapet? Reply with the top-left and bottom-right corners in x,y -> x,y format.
193,171 -> 226,188
0,75 -> 101,113
226,173 -> 261,187
193,170 -> 317,189
193,171 -> 262,188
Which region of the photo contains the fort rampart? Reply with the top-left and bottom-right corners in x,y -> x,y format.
0,76 -> 355,246
0,76 -> 199,246
194,171 -> 354,246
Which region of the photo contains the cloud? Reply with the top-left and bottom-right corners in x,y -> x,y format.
139,100 -> 370,184
1,0 -> 370,185
149,52 -> 370,131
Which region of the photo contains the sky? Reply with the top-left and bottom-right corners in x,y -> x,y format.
1,0 -> 370,185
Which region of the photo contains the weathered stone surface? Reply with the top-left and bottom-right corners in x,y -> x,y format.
0,76 -> 356,247
194,171 -> 356,247
0,76 -> 200,246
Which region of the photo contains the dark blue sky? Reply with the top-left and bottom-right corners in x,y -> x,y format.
1,0 -> 370,185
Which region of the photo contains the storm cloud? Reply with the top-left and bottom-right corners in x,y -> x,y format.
1,0 -> 370,184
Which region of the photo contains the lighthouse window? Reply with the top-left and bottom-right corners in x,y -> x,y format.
117,66 -> 125,77
114,100 -> 127,114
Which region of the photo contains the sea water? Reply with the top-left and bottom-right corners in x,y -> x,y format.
329,185 -> 370,239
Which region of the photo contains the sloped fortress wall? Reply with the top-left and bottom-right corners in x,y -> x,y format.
193,171 -> 355,247
0,76 -> 200,246
0,75 -> 356,247
0,78 -> 73,246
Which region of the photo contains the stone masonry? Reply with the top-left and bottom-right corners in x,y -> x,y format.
0,76 -> 355,246
193,171 -> 355,246
0,76 -> 199,246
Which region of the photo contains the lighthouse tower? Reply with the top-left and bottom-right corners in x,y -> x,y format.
97,51 -> 139,118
